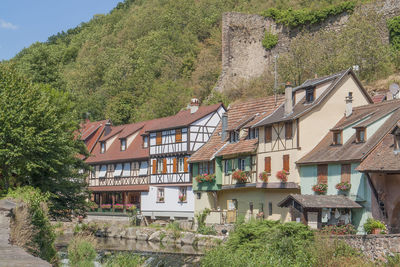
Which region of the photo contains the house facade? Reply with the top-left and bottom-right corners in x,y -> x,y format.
190,69 -> 372,224
297,99 -> 400,233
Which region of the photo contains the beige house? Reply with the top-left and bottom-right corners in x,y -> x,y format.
190,68 -> 372,223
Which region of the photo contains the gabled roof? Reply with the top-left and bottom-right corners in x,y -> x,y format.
254,68 -> 373,127
278,194 -> 362,209
297,100 -> 400,165
79,119 -> 109,154
144,103 -> 223,132
188,96 -> 284,162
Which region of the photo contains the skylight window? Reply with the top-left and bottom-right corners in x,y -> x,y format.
120,138 -> 126,151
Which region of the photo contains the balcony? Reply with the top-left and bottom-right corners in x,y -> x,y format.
89,171 -> 149,187
223,170 -> 257,186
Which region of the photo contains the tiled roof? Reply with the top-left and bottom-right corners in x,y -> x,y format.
254,69 -> 373,127
297,100 -> 400,164
217,139 -> 258,156
372,94 -> 386,103
357,130 -> 400,172
144,103 -> 223,132
79,119 -> 109,153
278,194 -> 362,209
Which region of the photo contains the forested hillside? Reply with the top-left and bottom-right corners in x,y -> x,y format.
4,0 -> 400,124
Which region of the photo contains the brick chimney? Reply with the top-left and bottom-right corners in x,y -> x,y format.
190,98 -> 200,114
284,82 -> 293,116
345,92 -> 353,117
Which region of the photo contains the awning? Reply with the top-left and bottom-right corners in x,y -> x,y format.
278,194 -> 362,209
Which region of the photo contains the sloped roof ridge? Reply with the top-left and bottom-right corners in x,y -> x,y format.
293,68 -> 349,91
353,98 -> 400,111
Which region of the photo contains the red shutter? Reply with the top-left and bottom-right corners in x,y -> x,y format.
176,129 -> 182,143
317,164 -> 328,184
341,164 -> 351,183
156,132 -> 162,145
152,160 -> 157,174
184,157 -> 188,172
173,158 -> 177,173
264,157 -> 271,173
163,158 -> 167,173
283,155 -> 289,172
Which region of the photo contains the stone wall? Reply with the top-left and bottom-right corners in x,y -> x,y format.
337,234 -> 400,261
215,0 -> 400,92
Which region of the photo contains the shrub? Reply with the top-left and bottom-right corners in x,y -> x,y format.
258,171 -> 269,182
104,253 -> 145,267
196,208 -> 217,235
388,16 -> 400,51
336,182 -> 351,192
67,235 -> 97,266
363,218 -> 387,234
312,183 -> 328,194
262,31 -> 278,50
165,221 -> 182,232
321,224 -> 357,235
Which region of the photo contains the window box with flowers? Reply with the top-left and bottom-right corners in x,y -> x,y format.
276,170 -> 288,183
178,194 -> 187,202
259,171 -> 269,183
195,173 -> 216,183
312,183 -> 328,194
336,182 -> 351,192
232,170 -> 249,183
114,204 -> 124,212
101,204 -> 111,212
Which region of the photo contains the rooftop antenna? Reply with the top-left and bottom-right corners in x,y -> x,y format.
274,54 -> 279,106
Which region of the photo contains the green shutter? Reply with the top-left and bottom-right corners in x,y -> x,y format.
228,160 -> 232,173
244,156 -> 251,172
192,163 -> 199,177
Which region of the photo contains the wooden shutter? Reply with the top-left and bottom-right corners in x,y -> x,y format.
156,132 -> 162,145
184,157 -> 188,172
152,160 -> 157,174
173,158 -> 177,173
176,129 -> 182,143
283,154 -> 289,172
285,122 -> 293,139
264,157 -> 271,173
163,158 -> 167,173
265,126 -> 272,142
341,164 -> 351,183
317,164 -> 328,184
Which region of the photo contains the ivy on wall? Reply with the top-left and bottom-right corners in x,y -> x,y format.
261,1 -> 356,28
388,16 -> 400,51
262,31 -> 278,50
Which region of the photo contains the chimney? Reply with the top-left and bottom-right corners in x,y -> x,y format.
284,82 -> 293,116
345,92 -> 353,117
221,112 -> 228,141
190,98 -> 200,114
104,121 -> 112,136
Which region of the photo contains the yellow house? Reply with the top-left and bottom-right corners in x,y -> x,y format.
190,68 -> 372,224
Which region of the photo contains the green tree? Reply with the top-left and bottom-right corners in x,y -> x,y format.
0,64 -> 89,218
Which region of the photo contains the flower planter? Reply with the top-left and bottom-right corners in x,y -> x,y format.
372,228 -> 382,234
276,170 -> 288,183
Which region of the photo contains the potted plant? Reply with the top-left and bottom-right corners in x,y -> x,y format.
363,218 -> 387,234
100,204 -> 111,212
259,171 -> 269,183
232,170 -> 248,183
179,194 -> 186,202
195,173 -> 216,183
276,170 -> 288,183
312,183 -> 328,194
336,182 -> 351,192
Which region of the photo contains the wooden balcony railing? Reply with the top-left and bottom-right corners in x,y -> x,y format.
89,175 -> 149,187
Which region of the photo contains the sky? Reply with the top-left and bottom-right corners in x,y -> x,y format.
0,0 -> 122,61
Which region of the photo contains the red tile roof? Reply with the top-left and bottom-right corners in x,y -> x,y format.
79,119 -> 109,153
217,139 -> 258,156
372,94 -> 386,103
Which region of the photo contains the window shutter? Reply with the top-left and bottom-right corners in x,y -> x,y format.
285,122 -> 293,139
156,132 -> 162,145
265,126 -> 272,142
341,164 -> 351,183
176,129 -> 182,143
317,164 -> 328,184
283,154 -> 289,172
173,158 -> 177,173
184,157 -> 188,172
264,157 -> 271,173
152,160 -> 157,174
244,157 -> 251,172
163,158 -> 167,173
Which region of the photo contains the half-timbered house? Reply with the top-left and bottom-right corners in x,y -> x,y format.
140,100 -> 225,220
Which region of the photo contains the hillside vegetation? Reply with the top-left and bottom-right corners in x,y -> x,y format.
4,0 -> 399,124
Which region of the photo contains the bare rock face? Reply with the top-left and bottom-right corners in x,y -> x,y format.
125,227 -> 137,239
181,232 -> 196,245
149,230 -> 165,242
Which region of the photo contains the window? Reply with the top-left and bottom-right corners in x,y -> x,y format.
341,164 -> 351,183
265,126 -> 272,142
199,162 -> 208,175
143,136 -> 148,148
179,187 -> 187,202
176,129 -> 182,143
99,165 -> 107,178
332,131 -> 342,145
306,88 -> 315,103
283,154 -> 290,172
356,128 -> 366,143
264,157 -> 271,173
120,138 -> 126,151
122,163 -> 131,177
285,122 -> 293,139
268,202 -> 273,216
100,142 -> 106,153
196,192 -> 202,199
113,163 -> 123,177
238,158 -> 245,171
178,157 -> 185,173
157,159 -> 163,174
248,128 -> 259,139
224,160 -> 231,174
157,188 -> 165,202
230,131 -> 239,143
156,132 -> 162,145
139,161 -> 148,176
317,164 -> 328,184
90,167 -> 96,179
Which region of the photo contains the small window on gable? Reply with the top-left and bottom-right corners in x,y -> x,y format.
230,131 -> 239,143
143,136 -> 148,148
248,128 -> 259,139
120,138 -> 126,151
306,88 -> 315,103
332,131 -> 342,145
100,142 -> 106,154
356,128 -> 366,143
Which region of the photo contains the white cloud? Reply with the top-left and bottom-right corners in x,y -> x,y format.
0,19 -> 17,30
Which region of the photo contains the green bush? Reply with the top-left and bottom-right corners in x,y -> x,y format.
363,218 -> 387,234
67,236 -> 97,267
388,16 -> 400,51
262,31 -> 278,50
261,1 -> 356,27
104,253 -> 145,267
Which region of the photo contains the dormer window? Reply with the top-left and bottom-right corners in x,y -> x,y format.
248,128 -> 259,139
143,136 -> 148,148
356,128 -> 366,143
332,130 -> 342,145
100,142 -> 106,153
230,131 -> 239,143
120,138 -> 126,151
306,88 -> 315,103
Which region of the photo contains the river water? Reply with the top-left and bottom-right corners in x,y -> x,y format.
56,234 -> 205,266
